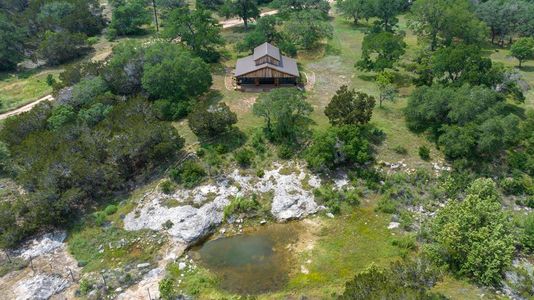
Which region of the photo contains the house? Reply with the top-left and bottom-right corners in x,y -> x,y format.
235,42 -> 299,87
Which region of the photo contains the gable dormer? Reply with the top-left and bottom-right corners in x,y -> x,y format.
253,42 -> 281,66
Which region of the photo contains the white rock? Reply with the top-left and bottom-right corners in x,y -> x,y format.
124,162 -> 322,245
13,274 -> 69,300
178,262 -> 187,270
18,231 -> 67,259
388,222 -> 400,229
137,263 -> 150,268
326,213 -> 335,219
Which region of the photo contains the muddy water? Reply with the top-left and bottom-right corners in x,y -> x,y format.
191,222 -> 303,295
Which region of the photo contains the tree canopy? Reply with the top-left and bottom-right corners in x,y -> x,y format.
356,31 -> 406,72
427,178 -> 515,286
325,85 -> 376,126
253,88 -> 313,143
162,7 -> 224,62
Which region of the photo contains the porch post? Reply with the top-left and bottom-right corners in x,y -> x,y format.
275,78 -> 279,86
255,78 -> 259,86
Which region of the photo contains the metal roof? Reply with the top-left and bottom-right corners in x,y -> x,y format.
235,43 -> 299,77
253,42 -> 281,61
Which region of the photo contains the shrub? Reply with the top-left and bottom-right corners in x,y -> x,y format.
160,180 -> 175,195
93,211 -> 107,226
376,196 -> 397,214
277,144 -> 295,159
170,161 -> 207,188
159,277 -> 176,300
418,145 -> 430,161
234,148 -> 255,167
340,257 -> 442,299
223,196 -> 261,220
427,178 -> 515,286
46,74 -> 56,86
501,174 -> 534,196
256,169 -> 265,178
79,279 -> 93,295
104,205 -> 118,215
305,125 -> 376,172
522,213 -> 534,252
162,220 -> 174,230
314,186 -> 360,215
154,99 -> 191,121
393,145 -> 408,155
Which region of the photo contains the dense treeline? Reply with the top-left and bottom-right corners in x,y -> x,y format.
0,0 -> 104,69
0,40 -> 218,248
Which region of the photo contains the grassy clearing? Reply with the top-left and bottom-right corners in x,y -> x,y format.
282,201 -> 402,298
0,69 -> 61,112
67,180 -> 163,273
432,276 -> 505,300
68,224 -> 164,273
213,16 -> 443,169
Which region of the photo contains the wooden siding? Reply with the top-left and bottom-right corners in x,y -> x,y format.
254,55 -> 280,66
236,66 -> 296,79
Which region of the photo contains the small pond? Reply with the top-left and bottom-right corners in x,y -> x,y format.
191,222 -> 303,295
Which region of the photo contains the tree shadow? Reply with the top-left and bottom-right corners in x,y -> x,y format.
519,66 -> 534,73
392,72 -> 414,87
358,74 -> 376,82
199,127 -> 247,153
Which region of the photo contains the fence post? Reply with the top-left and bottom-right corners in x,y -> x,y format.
68,268 -> 75,281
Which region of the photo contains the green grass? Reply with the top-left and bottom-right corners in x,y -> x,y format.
68,224 -> 164,273
0,69 -> 61,112
432,276 -> 505,300
282,202 -> 402,298
67,181 -> 164,273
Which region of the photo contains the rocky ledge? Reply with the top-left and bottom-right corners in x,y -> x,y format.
123,162 -> 323,246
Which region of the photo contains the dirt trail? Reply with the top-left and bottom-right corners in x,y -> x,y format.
220,10 -> 279,28
0,95 -> 54,120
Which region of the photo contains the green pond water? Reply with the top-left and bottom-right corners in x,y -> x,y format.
191,222 -> 303,295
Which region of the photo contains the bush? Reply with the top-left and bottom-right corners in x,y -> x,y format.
393,145 -> 408,155
500,174 -> 533,196
277,144 -> 295,159
159,277 -> 176,300
314,186 -> 360,215
256,169 -> 265,178
154,99 -> 191,121
104,205 -> 118,215
46,74 -> 56,86
234,148 -> 255,167
93,211 -> 107,226
340,257 -> 443,299
427,178 -> 515,286
79,279 -> 93,295
418,145 -> 430,161
522,213 -> 534,252
376,196 -> 397,214
223,195 -> 261,220
305,125 -> 376,172
170,161 -> 207,188
160,180 -> 175,195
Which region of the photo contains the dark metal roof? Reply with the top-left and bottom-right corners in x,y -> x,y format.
253,42 -> 281,61
235,43 -> 299,77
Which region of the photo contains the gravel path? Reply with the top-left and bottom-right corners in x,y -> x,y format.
0,95 -> 54,120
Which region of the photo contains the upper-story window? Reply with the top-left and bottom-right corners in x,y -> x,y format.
253,43 -> 281,66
